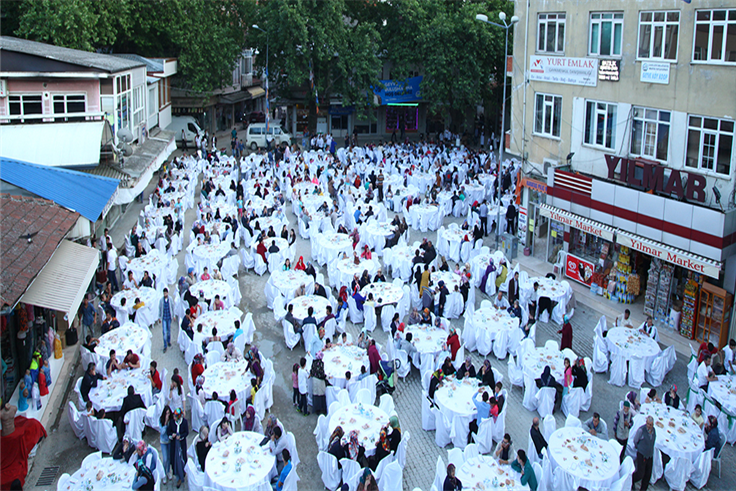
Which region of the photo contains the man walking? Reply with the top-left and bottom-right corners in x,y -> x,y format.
632,416 -> 656,491
479,200 -> 489,236
159,288 -> 173,353
79,296 -> 97,339
106,242 -> 119,292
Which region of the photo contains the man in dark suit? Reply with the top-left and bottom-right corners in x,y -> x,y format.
116,385 -> 146,440
507,271 -> 520,305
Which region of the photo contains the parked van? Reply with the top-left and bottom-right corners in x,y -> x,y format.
245,123 -> 291,150
167,116 -> 204,148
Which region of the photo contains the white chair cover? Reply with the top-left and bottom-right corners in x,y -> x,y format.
431,407 -> 452,448
381,304 -> 396,333
188,394 -> 205,433
474,417 -> 494,454
561,387 -> 583,418
492,328 -> 509,359
565,414 -> 582,428
67,401 -> 85,440
204,400 -> 225,426
646,345 -> 676,387
542,414 -> 556,442
628,358 -> 646,388
317,451 -> 341,491
593,334 -> 609,373
89,418 -> 117,454
609,354 -> 627,386
379,461 -> 403,491
124,407 -> 146,441
507,355 -> 524,387
535,387 -> 556,418
689,448 -> 713,489
340,459 -> 363,491
396,430 -> 409,468
365,305 -> 377,332
283,320 -> 301,349
186,458 -> 205,491
609,456 -> 635,491
664,455 -> 692,491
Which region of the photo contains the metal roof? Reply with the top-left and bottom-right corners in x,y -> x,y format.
0,36 -> 145,73
112,54 -> 163,73
0,158 -> 119,222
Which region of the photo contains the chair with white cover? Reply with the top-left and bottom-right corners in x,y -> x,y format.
188,394 -> 205,433
396,430 -> 409,468
89,417 -> 117,454
491,392 -> 508,443
565,414 -> 581,428
205,350 -> 221,367
379,461 -> 403,491
328,401 -> 342,417
664,455 -> 692,491
204,400 -> 225,427
527,433 -> 541,465
284,431 -> 300,468
447,447 -> 464,469
282,464 -> 300,491
552,466 -> 577,491
58,474 -> 71,491
592,334 -> 609,373
396,349 -> 411,378
689,448 -> 713,489
124,407 -> 146,441
507,355 -> 524,388
364,305 -> 377,332
628,358 -> 646,388
646,346 -> 676,387
336,388 -> 351,408
186,458 -> 205,491
608,354 -> 627,386
348,296 -> 364,324
535,387 -> 556,418
67,401 -> 86,440
542,414 -> 556,442
340,458 -> 363,491
355,387 -> 372,406
609,456 -> 635,491
325,386 -> 341,411
493,327 -> 509,360
283,320 -> 301,350
532,462 -> 546,491
379,394 -> 396,416
317,451 -> 341,491
432,455 -> 447,491
561,387 -> 583,418
375,452 -> 394,483
431,407 -> 452,448
712,429 -> 726,477
523,375 -> 539,412
314,414 -> 330,451
473,417 -> 494,454
381,304 -> 396,333
582,360 -> 594,412
422,392 -> 435,432
144,391 -> 166,431
254,254 -> 267,276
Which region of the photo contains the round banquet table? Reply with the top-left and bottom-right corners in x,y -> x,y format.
194,307 -> 243,340
253,215 -> 286,234
628,403 -> 704,462
97,321 -> 150,363
708,375 -> 736,414
463,183 -> 486,203
321,344 -> 369,382
58,457 -> 135,491
522,345 -> 570,382
432,271 -> 462,293
434,375 -> 492,418
329,403 -> 390,456
529,276 -> 566,303
287,294 -> 331,323
110,287 -> 160,327
125,248 -> 167,288
317,233 -> 353,265
145,206 -> 176,222
472,307 -> 520,343
88,368 -> 153,412
333,257 -> 377,289
204,431 -> 275,491
455,455 -> 529,491
364,221 -> 396,251
606,327 -> 661,360
269,269 -> 314,299
193,242 -> 231,272
202,361 -> 253,405
405,324 -> 447,355
548,427 -> 619,490
301,194 -> 332,212
409,204 -> 438,231
190,280 -> 233,308
252,237 -> 291,258
470,252 -> 494,287
210,202 -> 237,220
439,227 -> 469,263
243,196 -> 275,214
361,282 -> 403,307
384,245 -> 419,282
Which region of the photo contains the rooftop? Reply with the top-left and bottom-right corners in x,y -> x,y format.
0,195 -> 79,308
112,54 -> 165,73
0,36 -> 145,73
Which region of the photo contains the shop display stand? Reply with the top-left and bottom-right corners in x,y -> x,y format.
614,246 -> 636,304
680,272 -> 701,339
695,282 -> 733,347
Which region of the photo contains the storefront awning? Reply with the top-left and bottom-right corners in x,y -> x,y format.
20,240 -> 99,319
616,231 -> 722,279
247,87 -> 266,99
0,121 -> 104,167
539,204 -> 615,242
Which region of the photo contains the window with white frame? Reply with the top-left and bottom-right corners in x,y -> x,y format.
132,85 -> 144,127
630,107 -> 670,161
693,9 -> 736,63
52,94 -> 85,114
8,94 -> 43,116
584,101 -> 617,150
534,93 -> 562,138
638,11 -> 680,61
589,12 -> 624,56
537,13 -> 566,54
686,116 -> 734,175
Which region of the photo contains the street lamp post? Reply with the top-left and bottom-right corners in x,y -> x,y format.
476,11 -> 519,249
252,24 -> 270,133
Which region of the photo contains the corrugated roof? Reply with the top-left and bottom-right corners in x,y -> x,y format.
112,54 -> 163,73
0,36 -> 145,72
0,158 -> 119,222
0,195 -> 79,308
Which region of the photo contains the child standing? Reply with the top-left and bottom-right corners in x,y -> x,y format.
291,364 -> 299,407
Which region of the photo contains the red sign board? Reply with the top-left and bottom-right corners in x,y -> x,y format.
565,253 -> 595,286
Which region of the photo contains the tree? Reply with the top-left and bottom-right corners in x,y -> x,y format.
250,0 -> 382,132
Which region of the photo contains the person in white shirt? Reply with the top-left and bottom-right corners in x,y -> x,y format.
123,270 -> 138,290
297,357 -> 310,415
638,316 -> 659,342
106,245 -> 119,292
493,290 -> 510,310
723,339 -> 736,375
614,309 -> 635,329
697,354 -> 718,390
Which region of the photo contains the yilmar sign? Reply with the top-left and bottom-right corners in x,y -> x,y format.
529,56 -> 598,87
617,233 -> 720,278
540,207 -> 614,241
604,155 -> 707,203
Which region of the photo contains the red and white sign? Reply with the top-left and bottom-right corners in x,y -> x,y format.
616,233 -> 721,279
566,253 -> 595,286
540,206 -> 614,242
529,56 -> 599,87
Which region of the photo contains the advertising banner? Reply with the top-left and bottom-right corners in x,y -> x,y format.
616,232 -> 720,279
529,56 -> 599,87
517,206 -> 528,246
566,253 -> 595,286
372,76 -> 423,105
640,62 -> 670,84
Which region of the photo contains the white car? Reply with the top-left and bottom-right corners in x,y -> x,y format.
245,123 -> 291,149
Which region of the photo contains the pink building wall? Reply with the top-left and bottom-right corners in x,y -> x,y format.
0,79 -> 101,116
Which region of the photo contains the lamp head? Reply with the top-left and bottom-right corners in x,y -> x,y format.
252,24 -> 259,29
475,14 -> 489,23
499,12 -> 506,22
511,16 -> 520,24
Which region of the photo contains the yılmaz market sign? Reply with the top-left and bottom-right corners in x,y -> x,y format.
616,233 -> 720,279
540,206 -> 614,241
605,155 -> 707,203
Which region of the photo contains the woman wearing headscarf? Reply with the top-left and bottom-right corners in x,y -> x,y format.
443,463 -> 463,491
419,308 -> 432,325
625,390 -> 641,413
429,369 -> 444,400
441,356 -> 456,377
242,406 -> 263,433
495,260 -> 508,289
294,256 -> 306,271
195,425 -> 212,471
346,430 -> 368,467
538,365 -> 563,407
369,427 -> 392,471
357,468 -> 379,491
328,426 -> 346,460
167,407 -> 189,488
479,259 -> 496,295
457,357 -> 476,380
361,244 -> 372,260
305,261 -> 316,278
264,414 -> 283,440
246,347 -> 264,385
477,359 -> 496,387
558,314 -> 573,350
311,352 -> 328,415
388,416 -> 402,452
446,327 -> 460,361
572,358 -> 588,389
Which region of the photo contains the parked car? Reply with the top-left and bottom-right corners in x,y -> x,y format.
245,123 -> 291,149
167,116 -> 204,148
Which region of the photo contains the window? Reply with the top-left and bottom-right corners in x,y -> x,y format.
686,116 -> 734,175
537,13 -> 566,54
132,86 -> 144,127
584,101 -> 617,149
693,10 -> 736,63
589,13 -> 623,56
534,93 -> 562,138
331,114 -> 349,131
630,107 -> 670,161
638,11 -> 680,61
52,94 -> 85,114
8,94 -> 43,116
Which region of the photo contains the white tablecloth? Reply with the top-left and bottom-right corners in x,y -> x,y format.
269,270 -> 314,299
606,327 -> 661,360
145,206 -> 176,222
709,376 -> 736,414
190,280 -> 233,307
439,228 -> 470,263
202,361 -> 253,403
88,368 -> 153,412
364,221 -> 396,251
383,245 -> 419,282
288,295 -> 331,323
111,287 -> 160,327
194,307 -> 244,340
522,346 -> 569,382
361,282 -> 403,307
126,248 -> 167,288
97,322 -> 150,361
316,233 -> 353,265
472,307 -> 520,342
301,194 -> 332,213
405,324 -> 446,355
548,427 -> 619,490
194,242 -> 231,272
322,344 -> 369,381
432,271 -> 462,293
59,457 -> 135,491
334,258 -> 377,289
253,216 -> 287,234
435,375 -> 491,418
629,403 -> 704,462
463,183 -> 486,204
456,455 -> 529,491
529,277 -> 566,303
329,403 -> 389,452
409,204 -> 439,231
204,431 -> 275,491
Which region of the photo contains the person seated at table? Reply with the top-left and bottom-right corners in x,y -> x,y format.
207,391 -> 228,411
705,415 -> 722,456
124,349 -> 141,369
191,353 -> 205,385
139,271 -> 153,288
419,308 -> 432,325
212,294 -> 225,311
369,427 -> 393,471
698,341 -> 719,365
114,435 -> 137,462
211,267 -> 223,281
456,357 -> 476,380
345,430 -> 369,468
317,306 -> 335,330
614,308 -> 635,329
288,229 -> 297,246
302,306 -> 318,329
81,362 -> 106,403
493,290 -> 510,310
477,359 -> 496,388
537,366 -> 563,408
195,425 -> 212,471
135,241 -> 146,258
407,307 -> 421,325
440,356 -> 456,377
698,353 -> 719,391
269,425 -> 290,472
256,240 -> 268,263
494,260 -> 508,290
360,244 -> 372,261
328,426 -> 346,460
443,463 -> 463,491
148,360 -> 163,395
625,390 -> 641,413
200,267 -> 212,281
282,258 -> 292,271
664,385 -> 680,408
353,289 -> 367,311
292,256 -> 306,272
205,327 -> 222,348
507,299 -> 522,319
644,388 -> 662,404
215,417 -> 234,442
397,332 -> 418,361
124,270 -> 139,290
511,449 -> 538,491
446,327 -> 461,361
359,270 -> 372,289
117,385 -> 146,439
373,268 -> 386,283
638,316 -> 659,341
132,440 -> 158,490
240,405 -> 261,434
691,404 -> 705,429
221,342 -> 243,362
83,334 -> 100,352
267,240 -> 280,255
722,339 -> 736,375
314,282 -> 328,299
106,349 -> 124,376
584,412 -> 608,440
494,433 -> 514,465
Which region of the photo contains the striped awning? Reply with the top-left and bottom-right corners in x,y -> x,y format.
539,204 -> 615,242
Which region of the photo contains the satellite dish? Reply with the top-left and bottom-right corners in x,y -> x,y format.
118,127 -> 135,143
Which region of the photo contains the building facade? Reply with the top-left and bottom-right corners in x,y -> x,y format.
510,1 -> 736,344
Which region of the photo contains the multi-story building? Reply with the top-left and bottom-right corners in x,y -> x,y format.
509,1 -> 736,344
